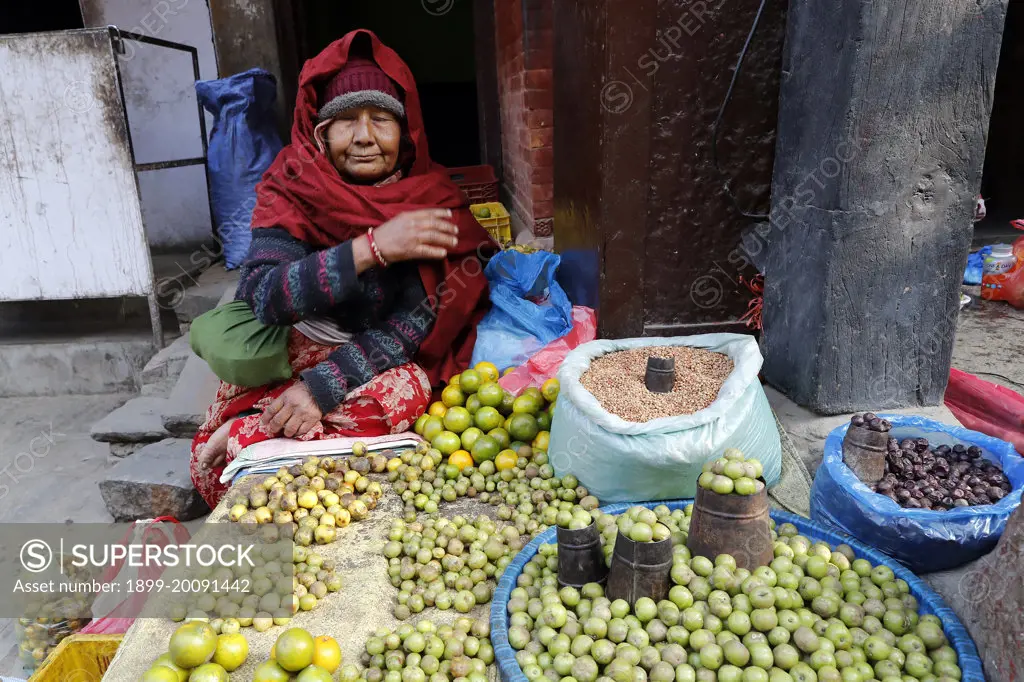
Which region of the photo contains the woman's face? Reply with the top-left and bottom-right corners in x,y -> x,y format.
324,106 -> 402,184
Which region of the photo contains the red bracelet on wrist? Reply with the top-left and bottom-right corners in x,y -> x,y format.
366,228 -> 388,268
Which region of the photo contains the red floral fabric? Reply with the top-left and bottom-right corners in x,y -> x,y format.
190,330 -> 430,507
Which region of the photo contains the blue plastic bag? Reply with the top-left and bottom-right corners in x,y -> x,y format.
471,251 -> 573,372
963,245 -> 991,285
811,415 -> 1024,573
196,69 -> 283,269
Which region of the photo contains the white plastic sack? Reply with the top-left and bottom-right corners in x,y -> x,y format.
548,334 -> 781,502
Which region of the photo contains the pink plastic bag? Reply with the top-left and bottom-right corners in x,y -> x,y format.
499,306 -> 597,394
945,368 -> 1024,455
80,517 -> 191,635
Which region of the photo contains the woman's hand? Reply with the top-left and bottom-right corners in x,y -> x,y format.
371,208 -> 460,264
262,382 -> 323,438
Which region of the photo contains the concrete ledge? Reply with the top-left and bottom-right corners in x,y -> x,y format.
98,438 -> 209,521
0,334 -> 153,397
766,385 -> 961,476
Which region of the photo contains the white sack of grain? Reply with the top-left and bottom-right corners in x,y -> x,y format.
548,334 -> 781,502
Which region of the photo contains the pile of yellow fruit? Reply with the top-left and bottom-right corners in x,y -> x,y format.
413,361 -> 559,473
251,627 -> 343,682
142,620 -> 249,681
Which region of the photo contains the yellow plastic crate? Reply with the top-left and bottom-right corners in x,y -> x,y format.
470,202 -> 512,246
29,634 -> 123,682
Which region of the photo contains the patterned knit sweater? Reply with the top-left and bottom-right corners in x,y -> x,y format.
235,227 -> 435,413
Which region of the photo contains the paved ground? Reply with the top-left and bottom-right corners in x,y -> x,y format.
953,289 -> 1024,394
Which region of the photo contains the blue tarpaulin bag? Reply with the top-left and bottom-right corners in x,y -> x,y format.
471,251 -> 574,372
811,415 -> 1024,573
196,68 -> 283,269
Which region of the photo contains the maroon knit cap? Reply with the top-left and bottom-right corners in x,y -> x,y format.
318,56 -> 405,121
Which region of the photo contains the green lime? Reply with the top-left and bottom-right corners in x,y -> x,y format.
499,391 -> 516,415
536,412 -> 552,431
421,416 -> 445,443
508,413 -> 540,442
459,426 -> 483,451
488,428 -> 511,450
474,406 -> 503,431
459,369 -> 482,394
443,407 -> 472,434
413,413 -> 430,436
431,431 -> 463,456
512,394 -> 540,415
470,435 -> 500,463
476,382 -> 504,408
465,394 -> 482,414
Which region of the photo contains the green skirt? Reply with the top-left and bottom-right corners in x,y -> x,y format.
189,301 -> 293,388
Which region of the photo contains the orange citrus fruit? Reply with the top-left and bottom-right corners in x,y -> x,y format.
499,391 -> 516,415
441,385 -> 465,408
443,407 -> 472,434
427,401 -> 447,418
537,411 -> 552,431
168,621 -> 217,669
470,435 -> 500,463
312,635 -> 342,673
541,378 -> 560,402
449,450 -> 474,471
523,387 -> 544,405
532,430 -> 550,451
465,394 -> 482,414
432,431 -> 462,456
495,449 -> 518,471
459,369 -> 483,394
474,361 -> 500,383
448,373 -> 461,387
296,665 -> 335,682
142,668 -> 180,682
413,414 -> 430,435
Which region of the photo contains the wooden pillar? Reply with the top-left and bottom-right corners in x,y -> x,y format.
761,0 -> 1008,413
553,0 -> 788,338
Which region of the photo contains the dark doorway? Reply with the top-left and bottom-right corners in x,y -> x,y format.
0,1 -> 83,33
278,0 -> 482,168
977,0 -> 1024,246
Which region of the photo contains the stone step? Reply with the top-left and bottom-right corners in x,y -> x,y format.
90,396 -> 171,444
98,438 -> 209,521
171,265 -> 239,324
162,350 -> 220,439
141,333 -> 192,386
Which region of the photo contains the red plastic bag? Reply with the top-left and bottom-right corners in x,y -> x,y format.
499,306 -> 597,394
80,516 -> 191,634
945,368 -> 1024,455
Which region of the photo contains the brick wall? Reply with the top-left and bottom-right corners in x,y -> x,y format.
495,0 -> 554,237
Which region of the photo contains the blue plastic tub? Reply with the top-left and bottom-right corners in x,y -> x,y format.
811,415 -> 1023,573
490,500 -> 984,682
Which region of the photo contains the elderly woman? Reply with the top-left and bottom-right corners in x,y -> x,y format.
190,30 -> 495,507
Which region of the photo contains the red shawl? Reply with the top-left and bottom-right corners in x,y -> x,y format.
251,29 -> 496,386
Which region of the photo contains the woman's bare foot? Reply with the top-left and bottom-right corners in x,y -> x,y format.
197,417 -> 238,470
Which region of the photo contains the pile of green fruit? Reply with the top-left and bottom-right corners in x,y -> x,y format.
226,454 -> 386,545
698,449 -> 766,496
387,441 -> 598,539
508,515 -> 964,682
384,514 -> 522,618
597,505 -> 692,566
359,617 -> 495,682
167,541 -> 342,626
141,620 -> 248,682
413,368 -> 559,470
